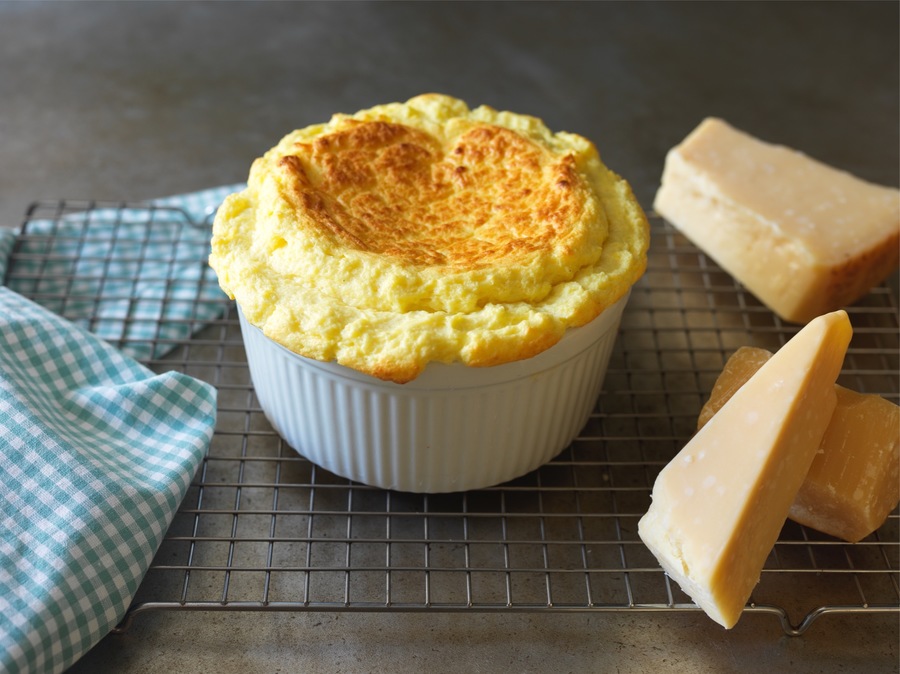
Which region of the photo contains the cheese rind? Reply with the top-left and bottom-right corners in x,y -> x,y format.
699,346 -> 900,542
638,311 -> 852,628
653,118 -> 900,323
696,346 -> 773,429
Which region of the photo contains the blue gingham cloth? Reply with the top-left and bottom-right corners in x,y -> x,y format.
0,288 -> 218,673
0,229 -> 14,277
0,184 -> 242,362
0,186 -> 241,673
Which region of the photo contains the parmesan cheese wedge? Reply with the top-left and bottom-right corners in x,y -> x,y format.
638,310 -> 852,628
654,118 -> 899,323
699,346 -> 900,543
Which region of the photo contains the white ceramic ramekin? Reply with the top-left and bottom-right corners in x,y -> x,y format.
238,293 -> 628,493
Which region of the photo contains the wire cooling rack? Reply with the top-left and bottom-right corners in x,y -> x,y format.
5,200 -> 899,636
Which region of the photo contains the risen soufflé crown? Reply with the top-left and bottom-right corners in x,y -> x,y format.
210,94 -> 649,383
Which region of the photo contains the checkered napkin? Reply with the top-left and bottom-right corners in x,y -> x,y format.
0,186 -> 241,673
1,184 -> 243,362
0,287 -> 217,673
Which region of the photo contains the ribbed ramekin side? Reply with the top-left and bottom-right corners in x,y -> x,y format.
238,299 -> 624,493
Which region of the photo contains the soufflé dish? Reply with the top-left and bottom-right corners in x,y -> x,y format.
210,94 -> 649,492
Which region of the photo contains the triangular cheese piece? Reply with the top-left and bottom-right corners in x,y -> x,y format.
638,310 -> 852,628
698,346 -> 900,543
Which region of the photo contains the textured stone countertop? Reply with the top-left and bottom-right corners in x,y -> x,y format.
1,2 -> 897,672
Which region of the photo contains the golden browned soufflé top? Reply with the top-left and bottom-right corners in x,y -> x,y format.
210,94 -> 649,383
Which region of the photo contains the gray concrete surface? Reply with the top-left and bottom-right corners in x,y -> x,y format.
1,1 -> 897,672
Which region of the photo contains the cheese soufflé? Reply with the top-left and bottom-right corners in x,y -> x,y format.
210,94 -> 649,383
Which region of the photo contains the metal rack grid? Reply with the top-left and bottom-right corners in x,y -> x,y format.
5,200 -> 898,636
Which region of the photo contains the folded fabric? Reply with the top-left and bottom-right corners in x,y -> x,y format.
0,184 -> 243,362
0,287 -> 218,673
0,228 -> 14,279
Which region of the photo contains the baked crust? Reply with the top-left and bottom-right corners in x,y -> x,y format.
210,94 -> 649,383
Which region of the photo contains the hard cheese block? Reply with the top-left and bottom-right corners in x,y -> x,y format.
699,346 -> 900,543
638,310 -> 852,628
654,118 -> 899,323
